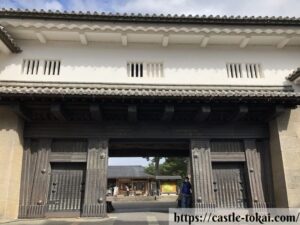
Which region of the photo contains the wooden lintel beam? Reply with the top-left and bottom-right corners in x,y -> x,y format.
266,105 -> 286,121
10,103 -> 31,122
195,106 -> 211,122
162,105 -> 174,122
128,105 -> 137,123
89,104 -> 102,122
232,105 -> 249,121
50,103 -> 67,121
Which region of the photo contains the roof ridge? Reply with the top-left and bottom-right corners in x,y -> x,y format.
0,25 -> 21,53
0,81 -> 299,104
1,8 -> 300,26
287,68 -> 300,82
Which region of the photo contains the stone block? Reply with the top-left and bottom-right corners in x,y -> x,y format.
0,107 -> 24,220
269,107 -> 300,208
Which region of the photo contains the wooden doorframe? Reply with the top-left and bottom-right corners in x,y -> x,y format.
190,139 -> 270,209
19,135 -> 273,218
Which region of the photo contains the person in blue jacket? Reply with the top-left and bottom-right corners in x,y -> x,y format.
180,176 -> 192,208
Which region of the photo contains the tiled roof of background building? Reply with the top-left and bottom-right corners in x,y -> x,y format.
108,166 -> 154,179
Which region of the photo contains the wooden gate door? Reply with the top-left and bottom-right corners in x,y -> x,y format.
212,163 -> 248,208
47,163 -> 86,217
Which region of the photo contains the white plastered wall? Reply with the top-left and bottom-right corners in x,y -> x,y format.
0,40 -> 299,87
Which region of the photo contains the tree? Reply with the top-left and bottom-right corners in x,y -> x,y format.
144,157 -> 161,175
145,157 -> 188,178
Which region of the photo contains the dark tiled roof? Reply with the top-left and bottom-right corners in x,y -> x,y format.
0,82 -> 299,103
1,8 -> 300,26
108,166 -> 154,179
0,25 -> 21,53
287,68 -> 300,82
156,175 -> 182,180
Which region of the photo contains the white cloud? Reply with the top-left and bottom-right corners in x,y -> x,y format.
0,0 -> 299,17
111,0 -> 300,17
64,0 -> 105,12
44,0 -> 63,11
0,0 -> 63,11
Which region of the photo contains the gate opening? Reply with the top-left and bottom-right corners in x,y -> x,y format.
107,139 -> 190,213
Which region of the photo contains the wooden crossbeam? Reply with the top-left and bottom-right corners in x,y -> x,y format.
265,105 -> 286,121
232,105 -> 249,121
89,104 -> 102,122
128,105 -> 137,123
161,105 -> 174,122
10,103 -> 31,122
50,103 -> 67,121
195,106 -> 211,122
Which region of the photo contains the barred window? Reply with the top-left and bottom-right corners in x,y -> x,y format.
22,59 -> 39,75
226,63 -> 243,78
226,63 -> 263,79
44,60 -> 61,75
127,62 -> 164,78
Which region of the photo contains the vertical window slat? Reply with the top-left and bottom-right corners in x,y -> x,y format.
227,63 -> 262,79
31,60 -> 35,75
35,60 -> 39,75
44,60 -> 48,75
127,62 -> 164,78
140,63 -> 143,77
127,63 -> 130,77
238,64 -> 242,78
52,61 -> 56,75
48,61 -> 52,75
57,61 -> 61,75
26,60 -> 31,75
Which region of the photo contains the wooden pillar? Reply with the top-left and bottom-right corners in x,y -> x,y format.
244,139 -> 267,208
186,157 -> 191,178
190,139 -> 215,208
26,138 -> 51,218
18,139 -> 31,218
82,138 -> 108,217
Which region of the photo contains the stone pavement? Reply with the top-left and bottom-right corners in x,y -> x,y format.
0,201 -> 176,225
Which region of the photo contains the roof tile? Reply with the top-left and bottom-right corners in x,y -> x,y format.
0,8 -> 300,26
0,82 -> 299,103
287,68 -> 300,82
0,25 -> 21,53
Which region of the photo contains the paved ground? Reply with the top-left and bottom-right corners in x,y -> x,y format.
0,201 -> 176,225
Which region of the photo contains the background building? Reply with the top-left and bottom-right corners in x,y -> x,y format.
108,165 -> 154,196
107,166 -> 181,197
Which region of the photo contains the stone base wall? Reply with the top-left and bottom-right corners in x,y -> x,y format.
0,107 -> 24,220
269,107 -> 300,208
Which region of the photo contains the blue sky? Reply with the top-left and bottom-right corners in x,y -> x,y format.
0,0 -> 300,16
109,157 -> 150,166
